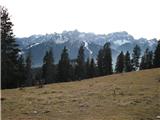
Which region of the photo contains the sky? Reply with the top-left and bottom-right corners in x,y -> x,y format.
1,0 -> 160,39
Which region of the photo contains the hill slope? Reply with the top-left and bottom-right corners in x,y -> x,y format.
2,68 -> 160,120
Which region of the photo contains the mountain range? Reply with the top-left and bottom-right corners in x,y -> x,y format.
16,30 -> 158,67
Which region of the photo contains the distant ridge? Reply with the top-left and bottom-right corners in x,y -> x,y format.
16,30 -> 158,67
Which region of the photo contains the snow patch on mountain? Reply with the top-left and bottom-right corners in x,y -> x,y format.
83,41 -> 93,55
79,33 -> 85,38
18,51 -> 25,55
54,39 -> 68,44
27,42 -> 40,49
113,39 -> 130,45
148,39 -> 157,47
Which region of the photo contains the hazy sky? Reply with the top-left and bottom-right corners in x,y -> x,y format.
1,0 -> 160,39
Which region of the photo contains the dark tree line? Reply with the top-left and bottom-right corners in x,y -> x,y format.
1,7 -> 160,89
140,48 -> 153,70
115,42 -> 160,73
37,45 -> 98,84
38,42 -> 113,84
115,45 -> 141,73
35,42 -> 160,85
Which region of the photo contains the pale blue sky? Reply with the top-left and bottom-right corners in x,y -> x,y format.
1,0 -> 160,39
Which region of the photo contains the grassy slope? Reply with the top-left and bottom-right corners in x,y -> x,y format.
1,68 -> 160,120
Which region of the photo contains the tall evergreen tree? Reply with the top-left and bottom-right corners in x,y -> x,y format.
115,51 -> 124,73
132,45 -> 141,71
25,52 -> 32,86
124,51 -> 132,72
103,42 -> 113,75
17,55 -> 26,87
58,47 -> 71,82
86,57 -> 90,78
86,58 -> 96,78
140,55 -> 145,70
76,44 -> 86,80
1,7 -> 21,89
68,64 -> 75,81
35,68 -> 42,86
89,58 -> 96,78
153,40 -> 160,68
140,48 -> 153,70
148,51 -> 153,69
97,49 -> 104,76
69,59 -> 77,81
42,49 -> 56,84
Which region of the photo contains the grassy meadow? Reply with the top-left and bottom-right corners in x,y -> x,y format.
1,68 -> 160,120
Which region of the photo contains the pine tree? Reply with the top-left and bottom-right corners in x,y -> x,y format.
68,64 -> 75,81
86,58 -> 90,78
148,51 -> 153,69
103,42 -> 113,75
140,55 -> 145,70
140,48 -> 153,70
76,44 -> 86,80
97,49 -> 104,76
86,58 -> 96,78
132,45 -> 141,71
58,46 -> 71,82
153,40 -> 160,68
42,49 -> 56,84
1,7 -> 21,89
89,58 -> 96,78
124,51 -> 132,72
144,49 -> 153,69
115,51 -> 124,73
17,55 -> 26,87
25,52 -> 32,86
35,68 -> 43,87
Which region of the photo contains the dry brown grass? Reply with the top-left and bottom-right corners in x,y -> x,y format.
1,68 -> 160,120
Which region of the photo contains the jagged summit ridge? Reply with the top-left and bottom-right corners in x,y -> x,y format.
16,30 -> 157,67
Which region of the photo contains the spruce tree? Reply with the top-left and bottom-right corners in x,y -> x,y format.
89,58 -> 96,78
17,55 -> 26,87
124,51 -> 132,72
103,42 -> 113,75
148,51 -> 153,69
140,48 -> 153,70
76,44 -> 86,80
132,45 -> 141,71
25,52 -> 32,86
42,49 -> 56,84
86,58 -> 96,78
35,69 -> 43,87
1,7 -> 21,89
140,55 -> 145,70
97,49 -> 104,76
153,41 -> 160,68
68,64 -> 75,81
144,48 -> 153,69
86,58 -> 90,78
115,51 -> 124,73
58,46 -> 71,82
